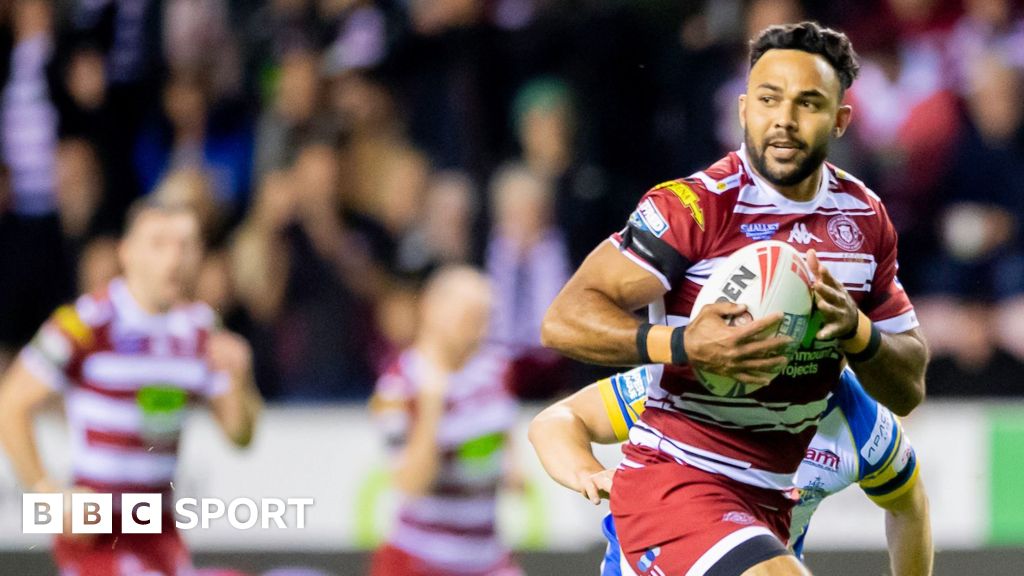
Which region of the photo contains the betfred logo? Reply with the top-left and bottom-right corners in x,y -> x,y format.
805,447 -> 840,471
23,493 -> 314,533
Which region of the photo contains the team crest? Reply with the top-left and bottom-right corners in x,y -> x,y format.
826,215 -> 864,251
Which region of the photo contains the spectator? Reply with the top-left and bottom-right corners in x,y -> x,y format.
134,70 -> 254,212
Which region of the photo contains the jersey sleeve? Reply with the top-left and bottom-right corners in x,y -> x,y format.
597,367 -> 650,442
863,202 -> 918,333
609,180 -> 711,289
369,370 -> 415,452
858,419 -> 919,505
835,370 -> 920,504
17,302 -> 95,392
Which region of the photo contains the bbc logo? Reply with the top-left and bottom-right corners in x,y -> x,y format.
23,493 -> 163,534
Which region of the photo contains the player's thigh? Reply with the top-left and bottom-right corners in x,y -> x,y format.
740,554 -> 812,576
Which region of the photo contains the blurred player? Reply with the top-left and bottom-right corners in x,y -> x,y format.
541,22 -> 929,575
369,266 -> 522,576
529,366 -> 933,575
0,198 -> 262,575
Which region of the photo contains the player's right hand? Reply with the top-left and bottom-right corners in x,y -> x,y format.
577,468 -> 615,505
683,302 -> 792,387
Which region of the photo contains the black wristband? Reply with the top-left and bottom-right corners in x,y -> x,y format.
636,322 -> 654,364
847,323 -> 882,363
670,326 -> 688,365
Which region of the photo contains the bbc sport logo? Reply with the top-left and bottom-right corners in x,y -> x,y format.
23,493 -> 314,534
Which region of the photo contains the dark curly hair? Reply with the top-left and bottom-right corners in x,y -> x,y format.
749,22 -> 860,98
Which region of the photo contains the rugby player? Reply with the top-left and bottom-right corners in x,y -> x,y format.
541,21 -> 928,575
529,366 -> 933,575
0,198 -> 262,575
369,267 -> 523,576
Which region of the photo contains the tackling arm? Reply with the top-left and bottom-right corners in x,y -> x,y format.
528,383 -> 620,503
880,477 -> 933,576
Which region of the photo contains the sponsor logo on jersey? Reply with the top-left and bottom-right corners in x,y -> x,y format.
616,369 -> 648,404
827,214 -> 865,251
861,406 -> 894,465
805,447 -> 841,471
636,198 -> 669,237
788,222 -> 823,245
654,180 -> 705,231
722,511 -> 756,525
740,222 -> 780,240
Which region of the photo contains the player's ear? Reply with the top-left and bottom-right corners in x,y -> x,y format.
738,94 -> 747,131
833,104 -> 853,138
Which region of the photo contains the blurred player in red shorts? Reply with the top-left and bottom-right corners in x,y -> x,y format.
0,198 -> 263,575
542,21 -> 928,576
369,267 -> 522,576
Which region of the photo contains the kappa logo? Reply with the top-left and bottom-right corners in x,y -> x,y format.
788,222 -> 823,245
827,214 -> 865,251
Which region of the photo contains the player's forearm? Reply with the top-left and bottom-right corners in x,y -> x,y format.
528,406 -> 606,492
394,391 -> 446,496
541,286 -> 649,366
0,398 -> 48,490
223,376 -> 263,448
850,331 -> 928,416
884,481 -> 933,576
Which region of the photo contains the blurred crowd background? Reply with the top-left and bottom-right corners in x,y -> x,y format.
0,0 -> 1022,403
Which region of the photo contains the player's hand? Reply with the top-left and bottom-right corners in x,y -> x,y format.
684,302 -> 792,387
206,331 -> 254,379
806,249 -> 859,340
576,468 -> 615,505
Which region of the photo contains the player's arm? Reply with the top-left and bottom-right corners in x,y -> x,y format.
807,250 -> 927,416
528,383 -> 619,503
207,331 -> 263,448
0,358 -> 61,491
880,477 -> 933,576
377,362 -> 449,497
542,242 -> 791,386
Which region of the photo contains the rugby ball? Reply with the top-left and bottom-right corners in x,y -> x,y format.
689,240 -> 813,397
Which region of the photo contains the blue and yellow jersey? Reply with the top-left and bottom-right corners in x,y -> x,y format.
597,366 -> 919,565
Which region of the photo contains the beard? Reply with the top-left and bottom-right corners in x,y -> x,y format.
744,130 -> 829,188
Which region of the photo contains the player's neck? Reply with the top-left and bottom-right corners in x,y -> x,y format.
122,277 -> 172,316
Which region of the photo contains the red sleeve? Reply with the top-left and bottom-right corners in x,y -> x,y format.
863,203 -> 918,333
370,366 -> 415,451
609,179 -> 712,289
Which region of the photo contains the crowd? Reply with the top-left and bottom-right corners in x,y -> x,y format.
0,0 -> 1021,401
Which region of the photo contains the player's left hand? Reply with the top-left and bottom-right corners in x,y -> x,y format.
806,249 -> 859,340
206,331 -> 254,379
577,468 -> 615,505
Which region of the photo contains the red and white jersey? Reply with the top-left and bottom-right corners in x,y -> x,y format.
610,146 -> 917,491
19,278 -> 229,502
372,347 -> 518,575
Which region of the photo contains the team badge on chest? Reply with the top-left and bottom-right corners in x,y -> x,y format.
826,214 -> 864,251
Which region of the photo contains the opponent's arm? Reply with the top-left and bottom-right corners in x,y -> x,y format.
880,478 -> 933,576
0,360 -> 60,490
807,250 -> 927,416
542,242 -> 792,386
528,383 -> 618,503
207,331 -> 263,448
